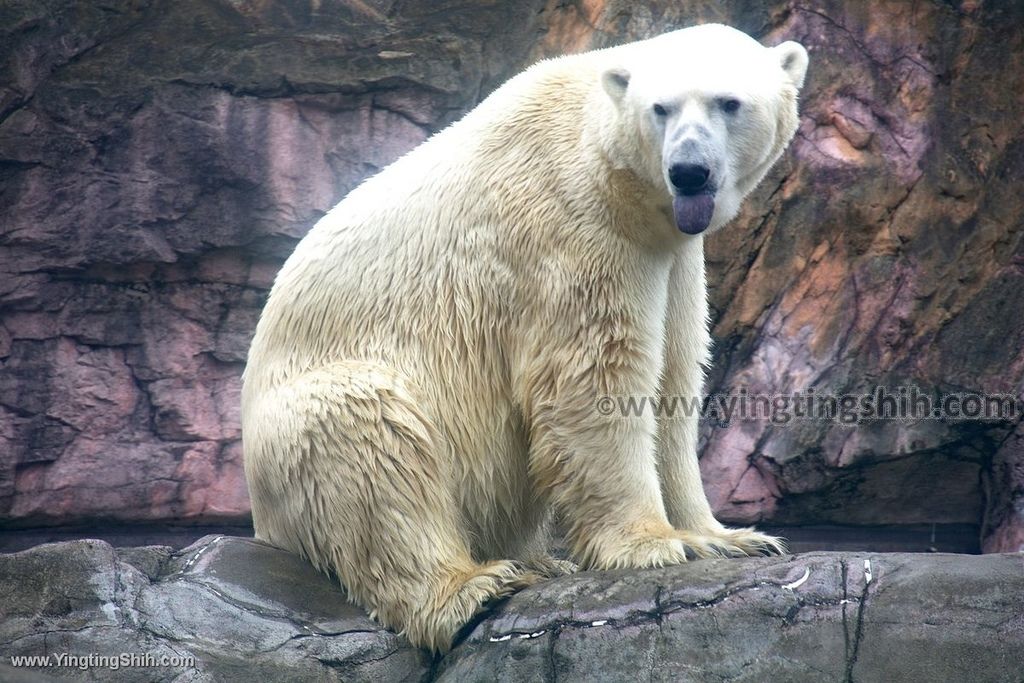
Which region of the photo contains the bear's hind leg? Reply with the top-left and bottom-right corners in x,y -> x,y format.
244,362 -> 537,651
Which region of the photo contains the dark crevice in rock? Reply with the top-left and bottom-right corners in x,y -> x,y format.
847,570 -> 871,682
164,74 -> 454,101
543,623 -> 562,683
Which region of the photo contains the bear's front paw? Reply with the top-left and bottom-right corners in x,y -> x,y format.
593,527 -> 786,567
585,530 -> 693,570
689,525 -> 788,558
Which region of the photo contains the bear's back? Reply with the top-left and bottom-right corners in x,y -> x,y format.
244,53 -> 604,390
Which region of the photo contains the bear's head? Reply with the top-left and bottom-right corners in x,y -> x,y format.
600,24 -> 808,235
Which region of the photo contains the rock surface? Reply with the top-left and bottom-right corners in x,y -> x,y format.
1,536 -> 1022,682
1,1 -> 1023,551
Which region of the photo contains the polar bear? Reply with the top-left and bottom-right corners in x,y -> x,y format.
242,24 -> 808,651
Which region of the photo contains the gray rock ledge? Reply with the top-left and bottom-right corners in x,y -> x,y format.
1,535 -> 1021,682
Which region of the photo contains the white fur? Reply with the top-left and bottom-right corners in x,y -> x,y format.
242,23 -> 808,651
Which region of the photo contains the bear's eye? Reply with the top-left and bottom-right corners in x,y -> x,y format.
652,103 -> 668,117
719,98 -> 742,114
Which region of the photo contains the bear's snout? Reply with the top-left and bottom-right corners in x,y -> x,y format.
668,162 -> 711,196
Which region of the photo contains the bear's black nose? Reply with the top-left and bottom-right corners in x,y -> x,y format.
669,163 -> 710,195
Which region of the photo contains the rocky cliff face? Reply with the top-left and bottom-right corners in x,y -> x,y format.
1,1 -> 1022,551
1,536 -> 1022,682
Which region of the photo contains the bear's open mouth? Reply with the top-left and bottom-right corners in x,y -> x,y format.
672,193 -> 715,234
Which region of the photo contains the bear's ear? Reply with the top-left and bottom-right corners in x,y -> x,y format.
601,67 -> 631,102
774,41 -> 809,89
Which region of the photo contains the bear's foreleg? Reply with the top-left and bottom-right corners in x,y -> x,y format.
656,246 -> 786,557
526,343 -> 737,570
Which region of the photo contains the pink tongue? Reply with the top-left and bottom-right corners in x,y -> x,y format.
673,194 -> 714,234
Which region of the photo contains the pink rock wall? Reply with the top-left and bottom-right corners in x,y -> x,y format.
1,0 -> 542,526
2,0 -> 1021,551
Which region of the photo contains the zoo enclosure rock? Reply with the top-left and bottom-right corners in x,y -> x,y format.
1,1 -> 1022,551
1,535 -> 1022,682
